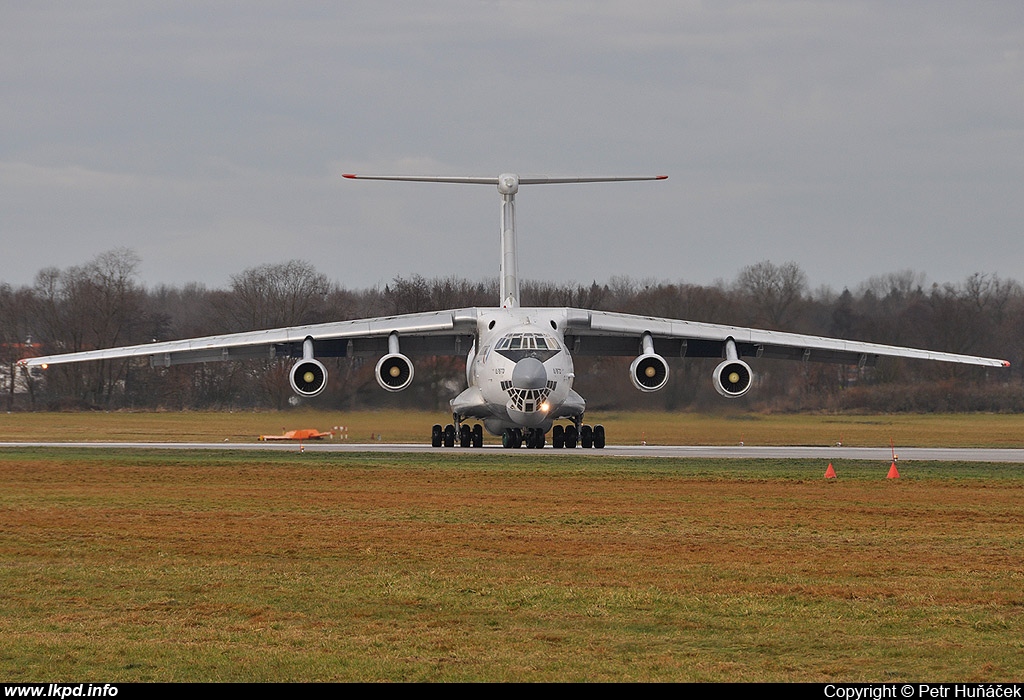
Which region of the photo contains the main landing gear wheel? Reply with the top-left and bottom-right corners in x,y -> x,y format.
432,422 -> 484,447
564,425 -> 578,449
551,423 -> 605,449
580,424 -> 593,449
525,428 -> 545,449
551,425 -> 565,449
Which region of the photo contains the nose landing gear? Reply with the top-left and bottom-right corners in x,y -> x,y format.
499,427 -> 547,449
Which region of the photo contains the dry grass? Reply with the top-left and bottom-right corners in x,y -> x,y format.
1,449 -> 1023,682
2,409 -> 1024,447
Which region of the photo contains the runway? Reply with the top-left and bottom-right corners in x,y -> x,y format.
3,441 -> 1024,462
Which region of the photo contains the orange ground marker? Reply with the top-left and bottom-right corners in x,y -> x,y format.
887,462 -> 900,479
824,463 -> 837,479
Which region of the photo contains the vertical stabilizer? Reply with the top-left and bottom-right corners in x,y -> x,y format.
497,174 -> 520,308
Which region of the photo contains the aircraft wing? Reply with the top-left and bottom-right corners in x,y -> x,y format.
18,309 -> 480,368
564,309 -> 1010,368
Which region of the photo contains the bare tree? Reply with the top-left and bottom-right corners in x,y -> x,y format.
219,260 -> 332,331
29,249 -> 145,406
11,249 -> 1022,413
733,260 -> 808,328
0,284 -> 34,410
210,260 -> 332,408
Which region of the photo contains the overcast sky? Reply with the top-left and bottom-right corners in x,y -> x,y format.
3,1 -> 1022,296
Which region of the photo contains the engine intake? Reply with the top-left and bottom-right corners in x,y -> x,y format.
713,359 -> 753,398
630,353 -> 669,392
290,358 -> 328,397
376,353 -> 414,392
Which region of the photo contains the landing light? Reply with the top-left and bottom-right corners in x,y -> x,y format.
41,363 -> 48,370
539,401 -> 550,413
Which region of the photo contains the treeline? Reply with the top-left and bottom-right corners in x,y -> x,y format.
2,249 -> 1021,413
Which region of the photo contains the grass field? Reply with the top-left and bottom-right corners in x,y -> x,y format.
3,409 -> 1024,447
1,412 -> 1023,682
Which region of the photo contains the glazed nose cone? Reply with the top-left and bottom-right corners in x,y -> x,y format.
511,357 -> 546,389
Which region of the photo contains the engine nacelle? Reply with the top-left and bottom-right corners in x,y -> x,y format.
713,359 -> 753,398
630,353 -> 670,392
375,353 -> 414,392
290,358 -> 328,397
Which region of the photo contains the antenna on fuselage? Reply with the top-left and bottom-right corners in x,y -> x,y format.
342,173 -> 668,309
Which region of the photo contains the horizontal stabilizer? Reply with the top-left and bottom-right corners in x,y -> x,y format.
344,172 -> 668,310
342,174 -> 667,185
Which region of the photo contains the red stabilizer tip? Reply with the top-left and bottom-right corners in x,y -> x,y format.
342,173 -> 357,179
1003,361 -> 1011,367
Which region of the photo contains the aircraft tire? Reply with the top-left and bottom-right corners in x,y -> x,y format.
472,424 -> 483,448
460,424 -> 471,448
581,424 -> 593,449
502,428 -> 514,449
431,424 -> 443,448
593,424 -> 606,449
564,425 -> 578,449
552,425 -> 564,449
444,424 -> 455,448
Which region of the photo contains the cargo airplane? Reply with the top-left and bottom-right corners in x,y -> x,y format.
19,173 -> 1010,449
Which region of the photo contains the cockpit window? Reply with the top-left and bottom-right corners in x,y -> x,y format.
497,333 -> 558,349
494,333 -> 560,363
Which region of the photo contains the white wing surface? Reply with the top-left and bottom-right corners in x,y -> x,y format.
20,306 -> 1009,369
565,309 -> 1009,368
19,309 -> 480,368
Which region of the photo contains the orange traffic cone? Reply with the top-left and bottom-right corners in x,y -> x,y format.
824,463 -> 837,479
887,462 -> 899,479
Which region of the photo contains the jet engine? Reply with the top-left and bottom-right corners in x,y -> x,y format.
290,358 -> 329,397
630,353 -> 670,392
376,353 -> 414,392
713,359 -> 753,398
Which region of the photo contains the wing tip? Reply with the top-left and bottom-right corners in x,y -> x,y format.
1003,360 -> 1011,367
342,173 -> 357,179
656,175 -> 668,180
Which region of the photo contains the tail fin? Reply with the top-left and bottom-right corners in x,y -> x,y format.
343,173 -> 667,309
